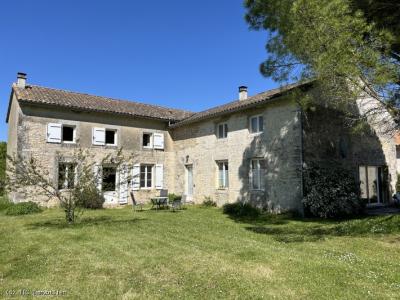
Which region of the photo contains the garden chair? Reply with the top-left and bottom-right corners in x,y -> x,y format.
171,195 -> 187,211
130,191 -> 143,211
159,189 -> 169,209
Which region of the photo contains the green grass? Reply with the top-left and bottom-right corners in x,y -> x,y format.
1,206 -> 400,299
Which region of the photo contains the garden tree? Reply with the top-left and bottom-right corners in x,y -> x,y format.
0,142 -> 6,195
6,148 -> 133,224
351,0 -> 400,59
244,0 -> 400,131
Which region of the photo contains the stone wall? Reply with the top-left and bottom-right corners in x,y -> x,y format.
8,100 -> 174,206
302,98 -> 397,203
170,97 -> 304,213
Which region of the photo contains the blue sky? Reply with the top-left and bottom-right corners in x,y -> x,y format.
0,0 -> 276,142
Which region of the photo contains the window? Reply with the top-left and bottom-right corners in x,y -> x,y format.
217,161 -> 229,188
62,125 -> 75,143
217,123 -> 228,139
105,129 -> 117,145
47,123 -> 76,144
359,165 -> 385,204
143,133 -> 153,148
140,165 -> 153,188
102,167 -> 117,192
250,115 -> 264,133
250,159 -> 266,190
58,163 -> 76,190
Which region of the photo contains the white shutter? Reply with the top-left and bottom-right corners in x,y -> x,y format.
47,123 -> 62,143
155,164 -> 164,190
153,133 -> 164,150
131,164 -> 140,191
92,127 -> 105,145
93,164 -> 102,191
119,164 -> 128,204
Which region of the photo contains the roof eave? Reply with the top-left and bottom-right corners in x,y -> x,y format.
17,99 -> 184,123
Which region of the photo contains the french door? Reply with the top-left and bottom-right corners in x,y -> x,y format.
359,166 -> 386,205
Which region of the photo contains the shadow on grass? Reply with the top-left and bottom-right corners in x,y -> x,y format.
26,215 -> 146,230
225,212 -> 400,243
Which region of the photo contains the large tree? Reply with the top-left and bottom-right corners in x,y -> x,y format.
244,0 -> 400,130
351,0 -> 400,59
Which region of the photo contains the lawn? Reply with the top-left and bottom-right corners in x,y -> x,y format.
1,205 -> 400,299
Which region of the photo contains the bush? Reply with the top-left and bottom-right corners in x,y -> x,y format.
223,202 -> 260,218
5,201 -> 42,215
302,164 -> 364,218
0,197 -> 12,211
75,184 -> 105,209
202,196 -> 216,207
168,193 -> 182,202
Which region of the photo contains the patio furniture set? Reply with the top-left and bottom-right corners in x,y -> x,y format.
130,189 -> 186,211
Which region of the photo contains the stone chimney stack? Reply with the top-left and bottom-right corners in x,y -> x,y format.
17,72 -> 27,88
239,86 -> 248,101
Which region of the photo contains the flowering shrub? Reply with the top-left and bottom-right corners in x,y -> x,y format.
302,164 -> 365,218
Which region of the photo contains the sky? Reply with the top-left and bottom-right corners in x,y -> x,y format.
0,0 -> 277,142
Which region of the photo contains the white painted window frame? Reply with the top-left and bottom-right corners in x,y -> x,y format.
250,158 -> 265,191
143,132 -> 153,149
140,164 -> 154,189
217,123 -> 228,139
217,161 -> 229,189
249,115 -> 264,134
58,162 -> 77,191
61,125 -> 76,144
105,129 -> 118,146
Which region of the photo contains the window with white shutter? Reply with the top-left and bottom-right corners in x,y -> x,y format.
153,133 -> 164,150
47,123 -> 62,143
92,128 -> 106,145
155,164 -> 164,190
131,164 -> 140,191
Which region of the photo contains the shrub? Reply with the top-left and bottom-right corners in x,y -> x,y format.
5,201 -> 42,215
202,196 -> 216,207
302,164 -> 364,218
0,197 -> 13,211
168,193 -> 182,202
223,202 -> 260,218
75,184 -> 105,209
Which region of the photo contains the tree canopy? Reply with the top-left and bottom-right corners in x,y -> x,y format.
244,0 -> 400,129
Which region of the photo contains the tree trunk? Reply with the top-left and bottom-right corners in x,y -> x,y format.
65,207 -> 75,224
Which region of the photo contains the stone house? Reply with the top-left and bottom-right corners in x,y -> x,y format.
6,73 -> 397,212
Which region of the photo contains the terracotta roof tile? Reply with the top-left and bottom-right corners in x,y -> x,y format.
13,84 -> 194,122
169,81 -> 312,127
11,81 -> 312,125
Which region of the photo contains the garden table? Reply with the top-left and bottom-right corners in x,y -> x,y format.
151,196 -> 169,210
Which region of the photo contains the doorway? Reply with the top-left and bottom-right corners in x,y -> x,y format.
359,165 -> 387,205
186,165 -> 193,201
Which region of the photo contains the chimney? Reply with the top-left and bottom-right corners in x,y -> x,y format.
239,86 -> 248,101
17,72 -> 27,88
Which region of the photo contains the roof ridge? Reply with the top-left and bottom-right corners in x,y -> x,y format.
24,84 -> 194,114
